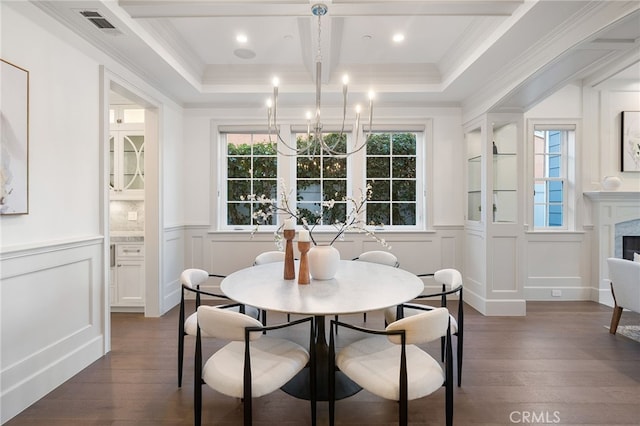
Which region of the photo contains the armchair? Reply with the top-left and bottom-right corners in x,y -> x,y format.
329,308 -> 453,426
607,257 -> 640,334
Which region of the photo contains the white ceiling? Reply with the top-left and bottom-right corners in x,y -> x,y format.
32,0 -> 640,115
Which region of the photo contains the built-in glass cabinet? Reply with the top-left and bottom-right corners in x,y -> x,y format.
466,128 -> 482,222
492,122 -> 517,223
110,106 -> 145,199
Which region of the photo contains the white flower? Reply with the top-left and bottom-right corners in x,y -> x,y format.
248,181 -> 389,250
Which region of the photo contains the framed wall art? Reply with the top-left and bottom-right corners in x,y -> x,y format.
1,58 -> 29,214
621,110 -> 640,172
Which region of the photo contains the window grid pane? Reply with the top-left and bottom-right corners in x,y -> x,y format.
226,133 -> 278,226
533,127 -> 570,229
366,132 -> 417,226
295,133 -> 348,226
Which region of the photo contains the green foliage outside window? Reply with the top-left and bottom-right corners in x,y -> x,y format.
226,131 -> 419,229
227,135 -> 277,225
366,132 -> 417,226
296,133 -> 347,226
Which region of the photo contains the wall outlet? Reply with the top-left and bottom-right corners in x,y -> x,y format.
551,289 -> 562,297
127,211 -> 138,221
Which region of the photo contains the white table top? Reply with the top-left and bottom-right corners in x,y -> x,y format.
221,260 -> 424,316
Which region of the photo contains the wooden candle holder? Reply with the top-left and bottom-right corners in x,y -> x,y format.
297,241 -> 311,285
283,229 -> 296,280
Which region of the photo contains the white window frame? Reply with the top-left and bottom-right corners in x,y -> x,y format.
526,120 -> 579,231
213,123 -> 428,232
363,129 -> 424,230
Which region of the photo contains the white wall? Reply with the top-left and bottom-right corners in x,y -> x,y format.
522,80 -> 640,303
181,105 -> 467,274
0,8 -> 101,247
0,2 -> 186,422
0,4 -> 105,423
162,103 -> 185,228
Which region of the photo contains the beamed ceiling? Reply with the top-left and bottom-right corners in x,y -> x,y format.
32,0 -> 640,119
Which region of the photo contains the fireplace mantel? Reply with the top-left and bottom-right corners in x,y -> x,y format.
584,191 -> 640,202
584,191 -> 640,307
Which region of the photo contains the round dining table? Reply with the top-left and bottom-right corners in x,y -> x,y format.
220,259 -> 424,400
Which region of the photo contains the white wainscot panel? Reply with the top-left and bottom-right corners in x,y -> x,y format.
525,236 -> 589,300
1,239 -> 104,423
163,228 -> 184,312
210,239 -> 279,274
2,260 -> 92,366
491,236 -> 517,292
362,237 -> 441,275
527,239 -> 582,276
464,231 -> 485,296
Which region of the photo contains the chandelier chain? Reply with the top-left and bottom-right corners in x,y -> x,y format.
267,3 -> 374,158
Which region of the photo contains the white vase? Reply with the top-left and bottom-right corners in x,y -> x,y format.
308,245 -> 340,280
601,176 -> 622,191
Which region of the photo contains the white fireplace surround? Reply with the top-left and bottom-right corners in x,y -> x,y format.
584,191 -> 640,307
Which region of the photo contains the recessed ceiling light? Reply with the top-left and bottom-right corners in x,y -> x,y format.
234,48 -> 256,59
392,33 -> 405,43
236,34 -> 248,44
362,34 -> 372,40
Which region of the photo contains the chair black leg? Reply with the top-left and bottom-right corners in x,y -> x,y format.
457,334 -> 463,387
243,396 -> 252,426
194,381 -> 202,426
363,312 -> 367,322
178,294 -> 186,387
194,332 -> 203,426
178,328 -> 185,387
440,335 -> 445,362
329,322 -> 336,426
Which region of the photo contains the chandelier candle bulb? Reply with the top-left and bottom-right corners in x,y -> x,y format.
272,77 -> 279,125
264,3 -> 375,157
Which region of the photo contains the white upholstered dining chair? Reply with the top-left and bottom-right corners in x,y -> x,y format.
177,268 -> 260,387
253,250 -> 288,322
349,250 -> 400,322
384,268 -> 464,387
329,307 -> 453,426
194,305 -> 316,426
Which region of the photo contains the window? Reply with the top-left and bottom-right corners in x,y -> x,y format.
218,127 -> 425,231
295,132 -> 348,225
532,126 -> 574,229
225,133 -> 278,226
366,132 -> 417,226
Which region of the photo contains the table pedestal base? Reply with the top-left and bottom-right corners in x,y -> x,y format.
281,315 -> 361,401
281,368 -> 361,401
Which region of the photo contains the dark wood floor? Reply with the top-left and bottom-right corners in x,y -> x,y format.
6,301 -> 640,425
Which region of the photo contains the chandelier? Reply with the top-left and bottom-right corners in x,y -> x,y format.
267,3 -> 374,157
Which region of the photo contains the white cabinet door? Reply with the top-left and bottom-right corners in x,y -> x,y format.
110,106 -> 145,200
111,243 -> 145,308
115,260 -> 145,306
110,130 -> 144,199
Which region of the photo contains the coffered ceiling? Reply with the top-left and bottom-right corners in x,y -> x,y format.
32,0 -> 640,116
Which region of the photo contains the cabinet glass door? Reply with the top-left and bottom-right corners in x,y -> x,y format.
109,135 -> 116,190
492,123 -> 517,223
122,134 -> 144,190
466,128 -> 482,222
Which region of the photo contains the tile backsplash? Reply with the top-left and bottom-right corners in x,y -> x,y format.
110,200 -> 144,233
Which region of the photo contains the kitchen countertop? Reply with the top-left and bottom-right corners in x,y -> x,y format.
110,235 -> 144,243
